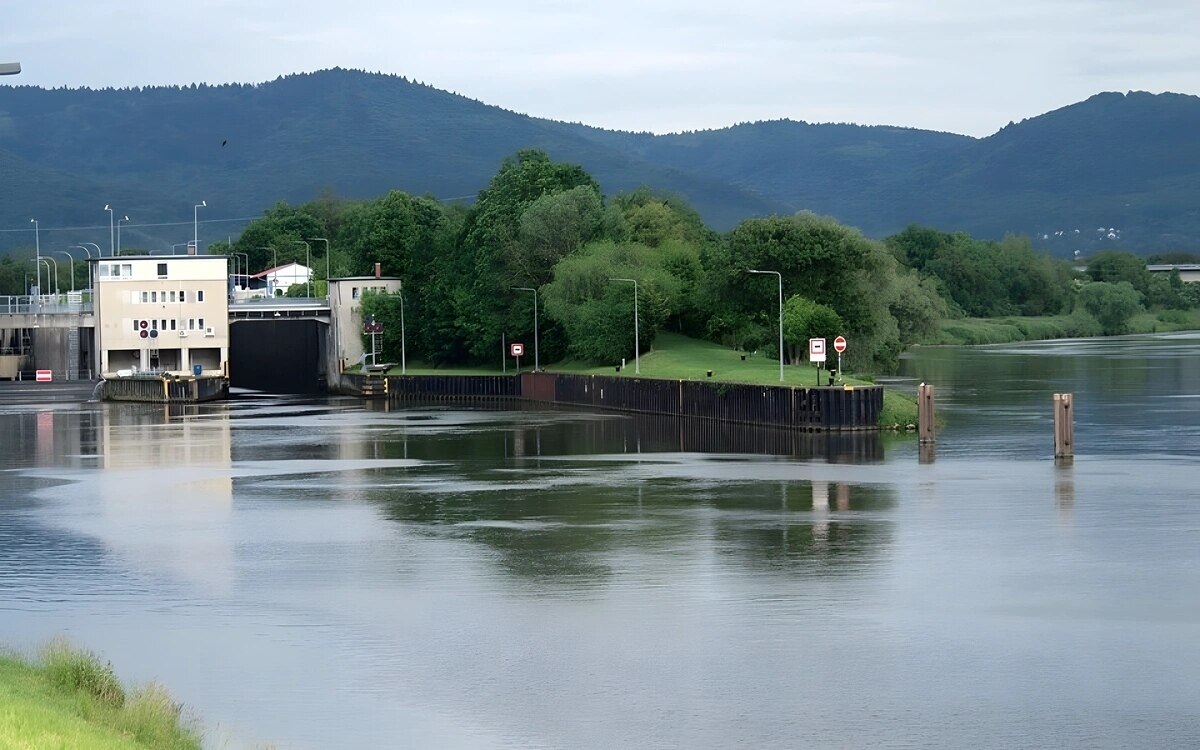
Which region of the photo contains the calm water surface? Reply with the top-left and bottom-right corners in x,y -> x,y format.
2,334 -> 1199,748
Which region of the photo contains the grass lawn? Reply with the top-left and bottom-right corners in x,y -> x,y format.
0,641 -> 201,750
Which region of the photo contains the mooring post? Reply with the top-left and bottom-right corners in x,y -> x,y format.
918,383 -> 936,444
1053,392 -> 1074,461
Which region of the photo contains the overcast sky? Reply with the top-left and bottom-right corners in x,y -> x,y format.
3,0 -> 1199,137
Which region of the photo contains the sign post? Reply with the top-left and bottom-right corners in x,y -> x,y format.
809,338 -> 827,386
833,335 -> 847,380
510,342 -> 525,372
363,316 -> 383,366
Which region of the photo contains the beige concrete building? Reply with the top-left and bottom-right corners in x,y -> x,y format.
329,274 -> 402,373
91,255 -> 230,377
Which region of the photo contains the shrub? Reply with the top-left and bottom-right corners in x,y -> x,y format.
40,637 -> 125,708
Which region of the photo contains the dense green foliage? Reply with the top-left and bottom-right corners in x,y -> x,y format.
194,151 -> 1200,375
4,71 -> 1200,255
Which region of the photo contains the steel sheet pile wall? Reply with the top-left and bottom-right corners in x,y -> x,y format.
384,375 -> 519,401
526,373 -> 882,430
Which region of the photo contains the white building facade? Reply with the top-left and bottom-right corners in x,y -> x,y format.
91,256 -> 230,377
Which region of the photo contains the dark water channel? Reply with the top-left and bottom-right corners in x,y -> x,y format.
2,333 -> 1199,748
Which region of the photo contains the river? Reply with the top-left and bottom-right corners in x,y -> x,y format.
2,333 -> 1198,748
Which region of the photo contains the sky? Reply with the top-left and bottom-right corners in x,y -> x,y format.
3,0 -> 1200,137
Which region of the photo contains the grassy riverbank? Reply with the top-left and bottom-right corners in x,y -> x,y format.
926,309 -> 1200,346
0,639 -> 200,750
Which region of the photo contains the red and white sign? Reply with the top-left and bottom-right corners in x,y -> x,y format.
833,335 -> 847,353
510,343 -> 525,357
35,369 -> 52,382
809,338 -> 827,363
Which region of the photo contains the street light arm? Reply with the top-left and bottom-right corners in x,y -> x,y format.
747,269 -> 785,382
511,286 -> 540,371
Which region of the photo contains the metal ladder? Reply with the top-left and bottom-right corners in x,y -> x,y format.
67,326 -> 80,380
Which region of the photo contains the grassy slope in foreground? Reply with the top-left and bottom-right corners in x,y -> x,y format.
379,332 -> 918,427
0,641 -> 201,750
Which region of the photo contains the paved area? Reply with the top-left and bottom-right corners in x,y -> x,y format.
0,380 -> 100,404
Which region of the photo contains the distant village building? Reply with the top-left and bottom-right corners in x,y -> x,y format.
242,262 -> 312,297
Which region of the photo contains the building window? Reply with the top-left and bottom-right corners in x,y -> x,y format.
132,320 -> 139,332
197,290 -> 205,302
188,318 -> 195,330
170,319 -> 176,330
157,263 -> 168,278
179,290 -> 186,303
352,287 -> 360,299
169,290 -> 177,303
151,291 -> 157,303
141,291 -> 149,303
198,318 -> 204,329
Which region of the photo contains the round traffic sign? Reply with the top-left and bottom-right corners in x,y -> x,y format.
833,335 -> 847,353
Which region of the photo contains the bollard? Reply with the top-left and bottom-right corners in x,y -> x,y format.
1053,392 -> 1074,460
917,383 -> 936,444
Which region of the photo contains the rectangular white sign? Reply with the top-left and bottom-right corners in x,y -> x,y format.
809,338 -> 827,363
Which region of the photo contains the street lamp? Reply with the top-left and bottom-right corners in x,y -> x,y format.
307,237 -> 330,297
0,63 -> 20,75
72,244 -> 94,258
52,250 -> 76,293
116,215 -> 129,254
609,278 -> 640,374
80,242 -> 102,258
30,219 -> 40,295
103,205 -> 115,255
194,201 -> 206,255
748,269 -> 784,383
512,287 -> 539,371
399,279 -> 407,375
172,243 -> 191,254
257,247 -> 277,295
32,258 -> 53,298
294,240 -> 311,297
234,252 -> 249,290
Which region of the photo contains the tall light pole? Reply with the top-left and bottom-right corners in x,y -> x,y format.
748,269 -> 784,383
258,247 -> 277,295
72,244 -> 94,258
399,280 -> 407,375
80,242 -> 102,258
295,240 -> 311,297
610,278 -> 640,374
512,287 -> 539,371
116,215 -> 129,254
307,237 -> 330,297
193,200 -> 206,255
172,242 -> 191,254
52,251 -> 76,293
234,252 -> 249,290
33,258 -> 53,298
103,205 -> 114,256
30,219 -> 40,295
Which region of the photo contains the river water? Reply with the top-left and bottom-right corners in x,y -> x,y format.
2,334 -> 1199,749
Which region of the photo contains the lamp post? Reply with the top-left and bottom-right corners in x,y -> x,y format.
103,205 -> 114,255
30,219 -> 40,295
116,215 -> 129,254
512,287 -> 539,371
234,252 -> 249,290
33,258 -> 53,299
295,240 -> 311,297
72,244 -> 94,258
399,279 -> 407,375
748,269 -> 784,383
258,247 -> 277,295
307,237 -> 330,297
172,243 -> 190,255
80,242 -> 102,258
52,250 -> 76,293
609,278 -> 640,374
193,200 -> 206,255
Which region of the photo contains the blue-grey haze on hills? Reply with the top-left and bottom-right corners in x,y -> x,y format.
1,68 -> 1198,255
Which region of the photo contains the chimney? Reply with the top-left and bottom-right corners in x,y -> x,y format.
374,262 -> 381,279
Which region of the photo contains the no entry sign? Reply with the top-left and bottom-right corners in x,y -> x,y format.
833,336 -> 847,353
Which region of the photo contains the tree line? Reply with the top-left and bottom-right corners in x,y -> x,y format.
216,150 -> 1199,370
6,149 -> 1190,371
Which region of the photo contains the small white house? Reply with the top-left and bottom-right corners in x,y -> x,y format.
251,262 -> 312,296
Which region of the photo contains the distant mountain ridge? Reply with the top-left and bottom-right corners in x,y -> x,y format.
1,68 -> 1198,254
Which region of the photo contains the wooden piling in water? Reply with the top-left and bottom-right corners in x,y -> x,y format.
918,383 -> 936,443
1053,392 -> 1074,460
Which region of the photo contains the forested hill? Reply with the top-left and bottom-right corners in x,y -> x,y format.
2,68 -> 1198,253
